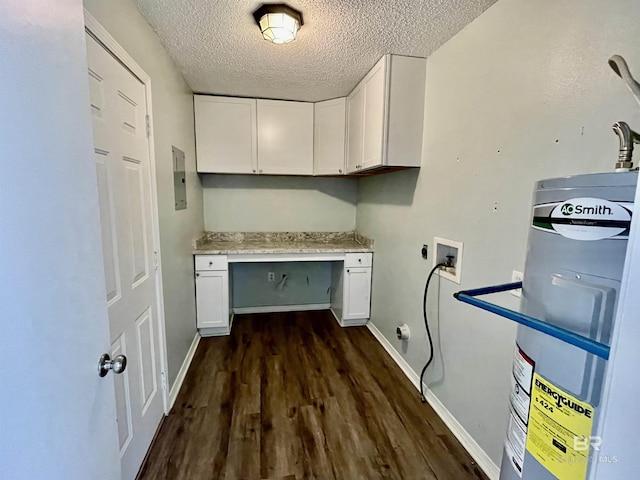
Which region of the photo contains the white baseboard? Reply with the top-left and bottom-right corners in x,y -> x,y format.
329,308 -> 368,328
233,303 -> 330,314
366,322 -> 500,480
167,332 -> 200,411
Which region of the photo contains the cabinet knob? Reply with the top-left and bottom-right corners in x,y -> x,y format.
347,269 -> 350,273
339,169 -> 342,174
252,169 -> 256,173
195,273 -> 200,277
358,258 -> 362,263
209,261 -> 213,266
259,169 -> 263,173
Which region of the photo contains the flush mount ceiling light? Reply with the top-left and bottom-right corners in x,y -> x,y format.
252,3 -> 304,45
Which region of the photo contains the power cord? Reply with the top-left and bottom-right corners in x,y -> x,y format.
419,262 -> 446,403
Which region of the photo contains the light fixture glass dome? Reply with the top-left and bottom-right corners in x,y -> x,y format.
253,4 -> 304,45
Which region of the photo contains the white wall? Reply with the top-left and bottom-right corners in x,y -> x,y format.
203,175 -> 357,232
0,0 -> 120,477
356,0 -> 640,467
84,0 -> 204,387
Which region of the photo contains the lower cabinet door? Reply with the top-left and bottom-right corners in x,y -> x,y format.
343,267 -> 372,320
195,270 -> 229,328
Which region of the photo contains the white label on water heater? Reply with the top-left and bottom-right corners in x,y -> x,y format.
532,198 -> 633,241
505,345 -> 535,477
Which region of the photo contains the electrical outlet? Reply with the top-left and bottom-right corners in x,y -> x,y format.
511,270 -> 523,297
268,272 -> 275,282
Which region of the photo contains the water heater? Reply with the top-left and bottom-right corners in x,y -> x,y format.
499,171 -> 637,480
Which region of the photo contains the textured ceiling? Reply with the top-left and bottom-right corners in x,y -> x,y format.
136,0 -> 497,102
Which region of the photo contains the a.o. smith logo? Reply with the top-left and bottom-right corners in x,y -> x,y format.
560,203 -> 613,216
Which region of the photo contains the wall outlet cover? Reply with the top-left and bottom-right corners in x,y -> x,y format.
511,270 -> 523,297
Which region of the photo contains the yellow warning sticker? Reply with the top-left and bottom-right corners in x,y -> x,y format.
526,374 -> 595,479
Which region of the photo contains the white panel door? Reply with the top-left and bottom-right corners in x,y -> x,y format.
195,271 -> 230,328
362,57 -> 387,169
87,33 -> 164,480
343,267 -> 372,320
314,98 -> 346,175
194,95 -> 258,173
346,85 -> 364,173
257,99 -> 314,175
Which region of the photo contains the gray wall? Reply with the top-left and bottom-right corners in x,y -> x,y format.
356,0 -> 640,466
202,175 -> 357,232
231,262 -> 332,308
84,0 -> 204,387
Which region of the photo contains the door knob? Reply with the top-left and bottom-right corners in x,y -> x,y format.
98,353 -> 127,377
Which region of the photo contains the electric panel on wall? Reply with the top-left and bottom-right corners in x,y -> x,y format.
172,145 -> 187,210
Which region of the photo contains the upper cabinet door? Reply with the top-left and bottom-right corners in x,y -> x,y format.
314,98 -> 346,176
346,85 -> 364,173
362,56 -> 388,170
257,99 -> 314,175
194,95 -> 258,174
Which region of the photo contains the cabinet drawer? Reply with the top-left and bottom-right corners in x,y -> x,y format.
195,255 -> 228,271
345,253 -> 372,268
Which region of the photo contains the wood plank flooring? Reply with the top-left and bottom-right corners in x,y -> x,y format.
138,311 -> 488,480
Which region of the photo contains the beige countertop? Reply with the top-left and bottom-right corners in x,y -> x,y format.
193,231 -> 374,255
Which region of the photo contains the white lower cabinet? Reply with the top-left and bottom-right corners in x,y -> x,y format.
343,267 -> 372,321
194,252 -> 372,334
195,256 -> 230,335
331,253 -> 373,326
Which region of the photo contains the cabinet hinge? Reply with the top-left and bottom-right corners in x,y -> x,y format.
153,251 -> 159,272
161,371 -> 167,391
146,115 -> 151,138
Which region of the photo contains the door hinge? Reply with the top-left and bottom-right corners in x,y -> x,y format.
146,115 -> 151,138
161,371 -> 167,391
153,251 -> 159,272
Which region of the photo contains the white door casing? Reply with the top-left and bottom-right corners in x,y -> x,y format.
86,23 -> 165,480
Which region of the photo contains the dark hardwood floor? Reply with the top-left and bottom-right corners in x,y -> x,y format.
138,311 -> 488,480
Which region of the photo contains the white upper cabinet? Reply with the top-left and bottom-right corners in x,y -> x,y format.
194,54 -> 425,177
362,59 -> 386,169
346,55 -> 427,174
194,95 -> 258,174
257,99 -> 314,175
314,98 -> 346,175
346,85 -> 365,173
